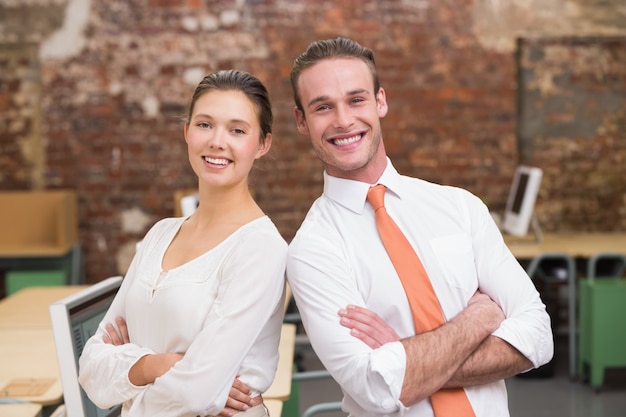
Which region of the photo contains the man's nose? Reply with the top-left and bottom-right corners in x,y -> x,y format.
333,105 -> 353,129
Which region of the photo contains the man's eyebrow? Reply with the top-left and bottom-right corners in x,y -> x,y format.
347,88 -> 370,97
306,88 -> 371,109
306,95 -> 330,109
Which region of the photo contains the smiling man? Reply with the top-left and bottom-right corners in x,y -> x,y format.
285,37 -> 553,417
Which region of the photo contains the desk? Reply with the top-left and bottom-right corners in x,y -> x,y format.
504,233 -> 626,259
0,286 -> 85,406
0,190 -> 81,286
0,403 -> 42,417
265,323 -> 296,402
0,243 -> 82,287
265,399 -> 283,417
0,286 -> 86,328
505,232 -> 626,379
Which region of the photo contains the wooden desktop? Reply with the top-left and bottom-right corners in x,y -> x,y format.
504,232 -> 626,259
0,286 -> 85,407
0,403 -> 42,417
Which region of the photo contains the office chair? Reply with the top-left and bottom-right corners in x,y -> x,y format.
292,370 -> 343,417
519,252 -> 577,379
586,252 -> 626,280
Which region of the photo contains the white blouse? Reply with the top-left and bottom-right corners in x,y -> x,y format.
79,216 -> 287,417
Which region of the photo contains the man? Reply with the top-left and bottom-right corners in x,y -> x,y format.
286,36 -> 553,416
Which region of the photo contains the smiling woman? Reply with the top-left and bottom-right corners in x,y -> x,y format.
184,87 -> 271,193
77,70 -> 287,417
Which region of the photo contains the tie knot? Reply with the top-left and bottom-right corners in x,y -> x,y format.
367,184 -> 387,211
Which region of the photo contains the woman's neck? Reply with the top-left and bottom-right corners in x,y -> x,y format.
193,183 -> 263,228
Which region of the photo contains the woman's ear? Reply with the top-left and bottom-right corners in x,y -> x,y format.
294,107 -> 309,135
255,133 -> 272,159
183,123 -> 190,144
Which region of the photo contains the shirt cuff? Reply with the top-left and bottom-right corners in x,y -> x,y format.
492,318 -> 550,369
370,340 -> 410,412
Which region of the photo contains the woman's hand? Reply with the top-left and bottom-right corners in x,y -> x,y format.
218,377 -> 259,416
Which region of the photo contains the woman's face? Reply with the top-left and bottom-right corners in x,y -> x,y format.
184,89 -> 271,190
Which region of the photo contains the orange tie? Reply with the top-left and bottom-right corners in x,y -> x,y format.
367,184 -> 475,417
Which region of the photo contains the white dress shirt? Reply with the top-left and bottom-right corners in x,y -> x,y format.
287,159 -> 553,417
79,216 -> 287,417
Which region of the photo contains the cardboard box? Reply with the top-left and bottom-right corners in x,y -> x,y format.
0,190 -> 78,257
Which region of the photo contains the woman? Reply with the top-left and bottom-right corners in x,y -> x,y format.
79,70 -> 287,417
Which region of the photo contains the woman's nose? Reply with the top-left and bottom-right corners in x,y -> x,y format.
207,129 -> 225,148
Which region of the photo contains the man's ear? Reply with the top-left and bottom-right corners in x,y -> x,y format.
376,87 -> 388,118
294,106 -> 309,135
255,133 -> 272,159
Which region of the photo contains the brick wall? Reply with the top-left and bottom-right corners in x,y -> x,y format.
1,0 -> 625,282
518,37 -> 626,232
0,43 -> 41,189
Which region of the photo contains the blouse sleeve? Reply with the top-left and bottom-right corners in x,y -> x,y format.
78,239 -> 157,408
126,226 -> 287,417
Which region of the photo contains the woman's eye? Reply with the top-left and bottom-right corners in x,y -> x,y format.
233,128 -> 246,134
197,122 -> 210,128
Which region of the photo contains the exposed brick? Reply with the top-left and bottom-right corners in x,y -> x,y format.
1,1 -> 625,282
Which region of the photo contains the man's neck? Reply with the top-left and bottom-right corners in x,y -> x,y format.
325,153 -> 389,185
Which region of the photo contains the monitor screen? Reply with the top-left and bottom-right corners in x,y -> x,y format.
510,172 -> 530,215
49,276 -> 123,417
502,166 -> 543,237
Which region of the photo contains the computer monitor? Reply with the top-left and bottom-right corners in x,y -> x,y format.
49,276 -> 123,417
502,165 -> 543,238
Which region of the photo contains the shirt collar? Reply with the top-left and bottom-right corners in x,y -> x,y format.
322,157 -> 404,214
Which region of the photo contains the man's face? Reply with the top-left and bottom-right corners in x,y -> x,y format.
294,57 -> 388,183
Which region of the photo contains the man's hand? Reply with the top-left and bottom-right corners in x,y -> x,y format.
337,291 -> 505,350
465,290 -> 506,334
338,305 -> 400,348
398,289 -> 508,405
218,377 -> 259,417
